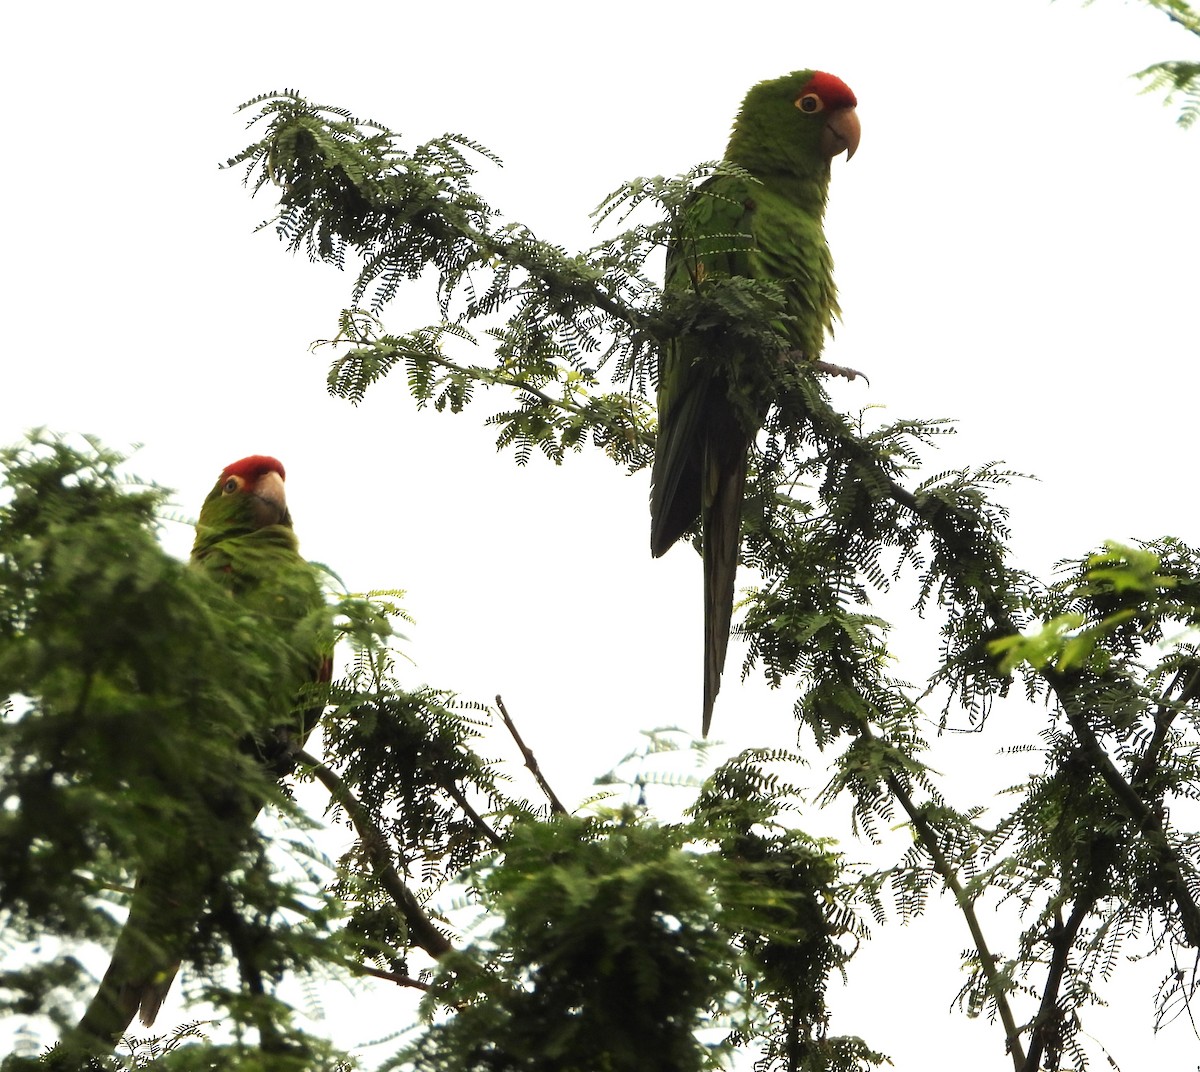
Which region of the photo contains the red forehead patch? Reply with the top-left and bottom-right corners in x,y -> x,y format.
801,71 -> 857,109
221,455 -> 286,482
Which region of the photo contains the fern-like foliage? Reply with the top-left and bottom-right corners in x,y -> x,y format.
1134,1 -> 1200,126
0,437 -> 521,1067
226,91 -> 691,471
217,85 -> 1200,1071
401,755 -> 884,1072
11,30 -> 1200,1063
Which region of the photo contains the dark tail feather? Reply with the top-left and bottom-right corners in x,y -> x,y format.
136,965 -> 179,1027
701,453 -> 747,737
73,879 -> 188,1048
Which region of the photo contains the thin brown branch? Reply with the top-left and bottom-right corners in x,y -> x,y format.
297,749 -> 453,959
881,472 -> 1200,951
495,694 -> 567,815
1022,897 -> 1092,1072
209,886 -> 287,1053
354,964 -> 436,992
878,750 -> 1026,1072
352,961 -> 473,1012
442,779 -> 505,849
477,230 -> 649,333
422,350 -> 577,416
1051,686 -> 1200,948
1133,663 -> 1199,790
321,333 -> 656,458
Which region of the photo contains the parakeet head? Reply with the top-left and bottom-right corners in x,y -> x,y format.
193,455 -> 294,555
727,69 -> 860,176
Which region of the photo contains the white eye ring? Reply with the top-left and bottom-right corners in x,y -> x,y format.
795,93 -> 823,114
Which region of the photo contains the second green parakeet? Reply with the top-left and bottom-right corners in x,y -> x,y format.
72,456 -> 329,1049
650,70 -> 860,736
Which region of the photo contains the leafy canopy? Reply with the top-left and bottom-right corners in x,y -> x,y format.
5,6 -> 1200,1067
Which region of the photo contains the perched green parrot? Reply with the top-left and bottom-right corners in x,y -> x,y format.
649,70 -> 860,737
73,456 -> 329,1048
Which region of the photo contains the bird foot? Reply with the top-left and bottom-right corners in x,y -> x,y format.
811,359 -> 870,384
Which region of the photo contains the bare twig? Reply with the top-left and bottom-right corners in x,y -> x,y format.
1023,898 -> 1092,1072
442,779 -> 505,849
354,964 -> 436,992
297,749 -> 453,959
1133,663 -> 1199,790
495,695 -> 567,815
875,736 -> 1026,1072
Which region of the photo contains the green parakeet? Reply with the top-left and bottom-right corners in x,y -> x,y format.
649,70 -> 860,736
73,456 -> 329,1048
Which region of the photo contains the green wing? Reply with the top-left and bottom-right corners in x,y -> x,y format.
650,173 -> 756,557
650,174 -> 759,736
650,74 -> 851,737
651,171 -> 840,735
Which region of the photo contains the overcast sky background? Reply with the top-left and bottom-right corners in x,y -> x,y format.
4,0 -> 1200,1067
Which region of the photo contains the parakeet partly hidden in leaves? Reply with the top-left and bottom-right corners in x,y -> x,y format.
74,456 -> 329,1047
649,70 -> 860,737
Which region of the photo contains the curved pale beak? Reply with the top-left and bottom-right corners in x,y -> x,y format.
250,470 -> 290,527
822,106 -> 861,161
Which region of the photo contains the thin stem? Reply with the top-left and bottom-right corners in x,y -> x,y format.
882,472 -> 1200,950
298,749 -> 453,959
1022,898 -> 1090,1072
878,745 -> 1026,1072
1047,682 -> 1200,947
1133,663 -> 1198,790
442,779 -> 505,849
354,964 -> 436,992
495,695 -> 567,815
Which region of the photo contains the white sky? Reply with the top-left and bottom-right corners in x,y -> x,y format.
4,0 -> 1200,1067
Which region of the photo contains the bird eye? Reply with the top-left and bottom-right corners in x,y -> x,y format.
795,93 -> 823,114
222,477 -> 241,494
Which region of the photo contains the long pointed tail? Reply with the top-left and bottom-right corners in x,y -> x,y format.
701,452 -> 747,737
72,876 -> 188,1049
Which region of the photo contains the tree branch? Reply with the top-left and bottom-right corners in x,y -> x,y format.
441,779 -> 505,850
1022,897 -> 1091,1072
880,472 -> 1200,951
1047,683 -> 1200,948
495,695 -> 567,815
875,740 -> 1026,1072
354,963 -> 436,992
297,749 -> 453,959
1133,662 -> 1198,790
